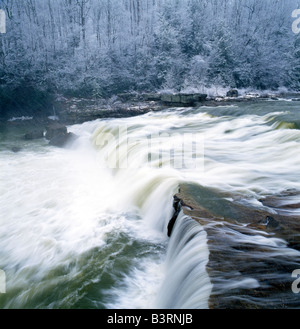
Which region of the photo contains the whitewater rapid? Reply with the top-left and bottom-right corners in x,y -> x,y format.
1,100 -> 300,309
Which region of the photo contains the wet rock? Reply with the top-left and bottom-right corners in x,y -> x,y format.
161,94 -> 176,104
259,192 -> 300,214
142,93 -> 162,102
194,93 -> 208,102
46,123 -> 67,140
161,93 -> 207,106
265,216 -> 280,229
226,89 -> 239,98
180,94 -> 196,105
24,129 -> 44,140
11,146 -> 22,153
174,183 -> 300,309
49,132 -> 78,148
167,196 -> 182,237
256,216 -> 281,230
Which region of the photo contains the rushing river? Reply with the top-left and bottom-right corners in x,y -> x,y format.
0,99 -> 300,309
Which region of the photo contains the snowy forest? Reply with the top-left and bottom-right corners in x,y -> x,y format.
0,0 -> 300,113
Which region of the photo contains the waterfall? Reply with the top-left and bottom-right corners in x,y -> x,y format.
86,116 -> 212,309
155,211 -> 212,309
2,101 -> 299,309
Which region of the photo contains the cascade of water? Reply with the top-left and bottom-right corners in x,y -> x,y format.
2,101 -> 300,309
155,211 -> 212,309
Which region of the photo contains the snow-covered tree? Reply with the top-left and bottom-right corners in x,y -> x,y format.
0,0 -> 299,103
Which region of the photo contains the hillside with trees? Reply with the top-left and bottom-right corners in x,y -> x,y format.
0,0 -> 300,115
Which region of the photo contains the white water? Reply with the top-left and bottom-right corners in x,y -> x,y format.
1,102 -> 300,308
0,115 -> 204,309
155,212 -> 212,309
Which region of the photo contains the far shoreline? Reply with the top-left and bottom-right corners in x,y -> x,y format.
1,90 -> 300,127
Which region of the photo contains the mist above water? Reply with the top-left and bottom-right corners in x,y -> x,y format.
1,100 -> 300,309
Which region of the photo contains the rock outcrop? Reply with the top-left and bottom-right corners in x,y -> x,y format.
48,132 -> 78,147
53,92 -> 300,125
226,89 -> 239,98
161,93 -> 207,106
169,183 -> 300,309
45,123 -> 78,147
45,123 -> 68,140
11,146 -> 22,153
24,129 -> 44,140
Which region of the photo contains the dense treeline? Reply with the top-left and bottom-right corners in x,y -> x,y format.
0,0 -> 300,112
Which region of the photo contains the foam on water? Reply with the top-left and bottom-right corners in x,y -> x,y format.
1,101 -> 300,308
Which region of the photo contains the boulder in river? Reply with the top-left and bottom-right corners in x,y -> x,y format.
49,132 -> 78,148
24,129 -> 44,140
46,123 -> 68,140
11,146 -> 22,153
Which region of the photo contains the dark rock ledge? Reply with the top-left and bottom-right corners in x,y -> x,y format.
45,123 -> 78,147
54,91 -> 300,125
169,183 -> 300,309
21,122 -> 78,148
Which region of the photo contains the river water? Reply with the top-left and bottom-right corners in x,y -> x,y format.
0,99 -> 300,309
